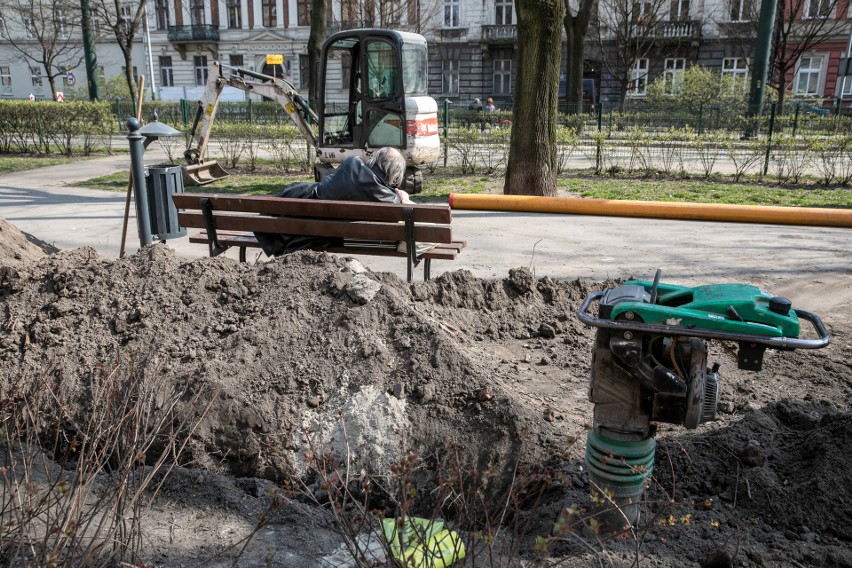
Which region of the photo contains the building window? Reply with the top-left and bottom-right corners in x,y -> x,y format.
442,58 -> 459,94
262,0 -> 277,27
381,0 -> 401,25
628,58 -> 649,96
669,0 -> 689,20
495,0 -> 513,25
229,54 -> 244,68
297,0 -> 310,25
194,55 -> 208,86
795,55 -> 824,96
30,67 -> 43,90
493,54 -> 512,95
120,5 -> 132,34
24,17 -> 35,39
155,0 -> 169,30
159,56 -> 173,86
842,77 -> 852,96
663,58 -> 685,94
55,9 -> 67,38
227,0 -> 242,28
444,0 -> 460,27
805,0 -> 831,18
340,0 -> 358,25
190,0 -> 205,26
0,66 -> 12,95
729,0 -> 752,21
721,57 -> 748,90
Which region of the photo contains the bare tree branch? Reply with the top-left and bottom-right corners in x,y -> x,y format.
89,0 -> 149,102
593,0 -> 674,109
0,0 -> 84,99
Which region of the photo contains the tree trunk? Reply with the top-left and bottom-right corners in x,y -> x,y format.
124,51 -> 139,104
619,70 -> 630,111
307,0 -> 327,112
504,0 -> 565,196
47,74 -> 57,100
563,0 -> 594,113
776,66 -> 788,112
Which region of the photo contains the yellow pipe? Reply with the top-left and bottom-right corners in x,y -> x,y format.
448,194 -> 852,228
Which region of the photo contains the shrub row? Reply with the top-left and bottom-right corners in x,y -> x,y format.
146,121 -> 314,173
0,101 -> 116,155
444,125 -> 852,184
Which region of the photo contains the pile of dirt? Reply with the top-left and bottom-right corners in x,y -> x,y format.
0,216 -> 58,267
1,217 -> 851,567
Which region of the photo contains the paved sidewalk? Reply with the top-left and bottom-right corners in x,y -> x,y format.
1,153 -> 850,313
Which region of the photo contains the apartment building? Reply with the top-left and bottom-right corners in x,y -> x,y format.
1,0 -> 850,108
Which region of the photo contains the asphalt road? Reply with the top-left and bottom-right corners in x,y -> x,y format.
1,153 -> 849,313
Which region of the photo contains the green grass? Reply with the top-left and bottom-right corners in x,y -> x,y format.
0,155 -> 89,175
80,166 -> 496,201
83,170 -> 311,194
557,175 -> 852,208
77,163 -> 852,208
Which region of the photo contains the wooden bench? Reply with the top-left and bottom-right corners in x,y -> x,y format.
172,193 -> 466,282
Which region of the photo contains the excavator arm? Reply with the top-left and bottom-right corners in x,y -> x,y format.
183,61 -> 319,185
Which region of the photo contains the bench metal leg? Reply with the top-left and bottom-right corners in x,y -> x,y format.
423,258 -> 431,281
239,247 -> 247,263
201,197 -> 229,257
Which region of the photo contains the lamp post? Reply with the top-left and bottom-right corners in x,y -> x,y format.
126,115 -> 183,248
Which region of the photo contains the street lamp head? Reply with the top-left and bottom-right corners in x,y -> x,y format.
139,118 -> 182,139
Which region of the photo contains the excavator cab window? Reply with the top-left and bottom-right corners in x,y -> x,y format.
320,32 -> 407,150
363,39 -> 404,148
322,36 -> 359,146
366,41 -> 400,100
401,42 -> 428,96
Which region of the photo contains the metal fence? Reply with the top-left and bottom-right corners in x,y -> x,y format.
112,98 -> 852,139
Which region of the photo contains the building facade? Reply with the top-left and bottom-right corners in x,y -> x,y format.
1,0 -> 850,109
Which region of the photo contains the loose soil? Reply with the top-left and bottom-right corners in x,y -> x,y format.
1,217 -> 850,567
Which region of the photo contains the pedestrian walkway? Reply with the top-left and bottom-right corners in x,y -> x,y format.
1,152 -> 849,312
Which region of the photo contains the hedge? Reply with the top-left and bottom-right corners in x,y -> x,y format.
0,101 -> 116,155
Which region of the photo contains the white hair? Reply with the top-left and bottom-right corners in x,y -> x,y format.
369,147 -> 406,189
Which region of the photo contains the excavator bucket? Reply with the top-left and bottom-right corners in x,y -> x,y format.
182,161 -> 230,186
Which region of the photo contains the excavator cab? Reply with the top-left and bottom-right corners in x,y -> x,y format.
318,29 -> 440,190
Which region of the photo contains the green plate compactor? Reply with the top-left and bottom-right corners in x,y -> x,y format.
577,270 -> 830,531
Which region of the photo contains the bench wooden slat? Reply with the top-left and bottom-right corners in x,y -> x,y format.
188,231 -> 465,261
178,212 -> 453,243
173,193 -> 452,224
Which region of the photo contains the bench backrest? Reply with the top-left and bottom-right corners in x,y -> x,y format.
173,193 -> 454,243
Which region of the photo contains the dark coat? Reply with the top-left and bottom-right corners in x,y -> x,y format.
256,156 -> 401,256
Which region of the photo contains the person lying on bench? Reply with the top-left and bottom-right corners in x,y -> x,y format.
256,147 -> 411,256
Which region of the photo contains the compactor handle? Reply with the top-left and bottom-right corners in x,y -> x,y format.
577,291 -> 831,350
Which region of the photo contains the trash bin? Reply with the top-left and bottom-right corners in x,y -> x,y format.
145,164 -> 187,240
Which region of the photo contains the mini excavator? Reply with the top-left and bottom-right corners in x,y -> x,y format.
182,28 -> 440,193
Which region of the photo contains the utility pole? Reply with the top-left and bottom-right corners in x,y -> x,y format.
143,0 -> 157,101
80,0 -> 101,101
747,0 -> 778,116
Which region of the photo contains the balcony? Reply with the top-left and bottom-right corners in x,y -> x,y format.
657,19 -> 701,40
167,25 -> 219,43
482,24 -> 516,43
